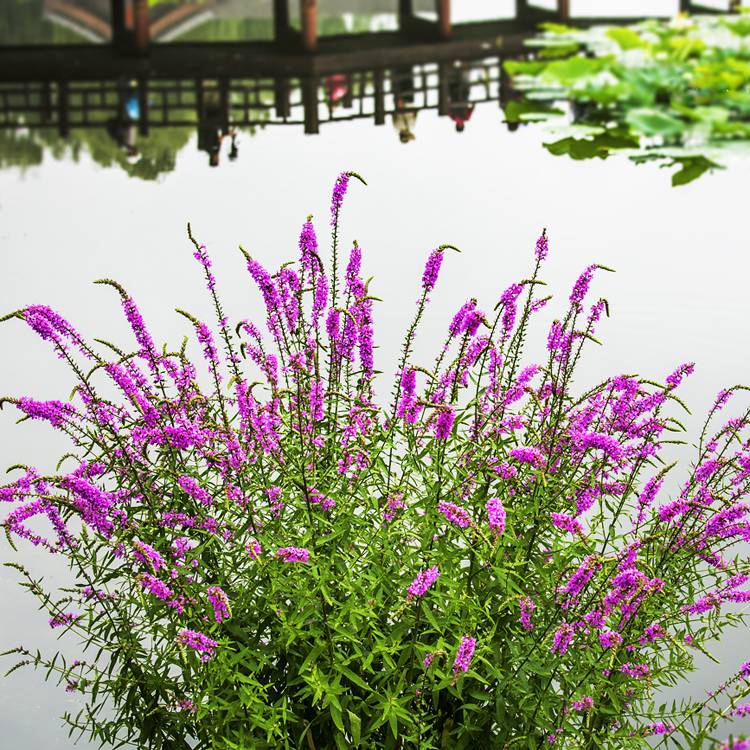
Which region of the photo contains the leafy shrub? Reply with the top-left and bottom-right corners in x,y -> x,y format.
3,174 -> 750,749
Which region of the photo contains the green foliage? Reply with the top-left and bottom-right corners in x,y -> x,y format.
504,12 -> 750,185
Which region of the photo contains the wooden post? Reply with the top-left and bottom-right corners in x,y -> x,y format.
273,0 -> 290,43
57,81 -> 70,137
398,0 -> 413,31
137,78 -> 149,136
219,78 -> 230,132
557,0 -> 570,22
41,81 -> 52,123
373,69 -> 385,125
111,0 -> 126,49
517,0 -> 532,25
133,0 -> 150,55
274,78 -> 291,118
300,0 -> 317,53
437,62 -> 449,116
436,0 -> 451,39
301,76 -> 319,134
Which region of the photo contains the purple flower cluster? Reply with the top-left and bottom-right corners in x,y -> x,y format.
438,501 -> 472,529
407,566 -> 440,600
486,497 -> 506,536
207,585 -> 231,623
177,628 -> 218,662
276,547 -> 310,563
452,636 -> 477,674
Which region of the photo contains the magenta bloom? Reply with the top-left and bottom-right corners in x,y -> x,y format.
177,628 -> 218,662
535,231 -> 549,262
718,741 -> 750,750
486,497 -> 506,536
276,547 -> 310,563
422,248 -> 444,292
207,585 -> 231,623
178,475 -> 213,507
330,172 -> 350,224
569,264 -> 597,310
438,500 -> 472,528
132,539 -> 166,572
49,612 -> 80,629
550,512 -> 583,536
407,566 -> 440,600
453,636 -> 476,674
599,630 -> 623,648
435,407 -> 455,440
519,596 -> 535,631
550,622 -> 575,655
383,493 -> 406,523
571,696 -> 593,712
509,446 -> 545,468
620,662 -> 650,679
138,573 -> 173,602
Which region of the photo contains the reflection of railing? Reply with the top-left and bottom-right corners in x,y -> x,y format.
0,1 -> 741,168
0,60 -> 502,134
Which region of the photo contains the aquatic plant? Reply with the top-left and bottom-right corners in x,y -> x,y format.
3,174 -> 750,748
505,11 -> 750,185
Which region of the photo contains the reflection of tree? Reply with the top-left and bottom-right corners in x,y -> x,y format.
0,125 -> 193,180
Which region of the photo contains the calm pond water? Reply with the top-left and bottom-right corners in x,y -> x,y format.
1,0 -> 749,746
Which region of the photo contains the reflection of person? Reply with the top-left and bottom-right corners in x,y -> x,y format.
325,73 -> 349,109
447,66 -> 475,133
106,80 -> 139,161
197,85 -> 232,167
391,67 -> 417,143
228,131 -> 239,161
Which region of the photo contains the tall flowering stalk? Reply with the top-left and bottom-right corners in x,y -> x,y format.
2,175 -> 750,750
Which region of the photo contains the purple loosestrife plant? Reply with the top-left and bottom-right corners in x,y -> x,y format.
2,175 -> 750,750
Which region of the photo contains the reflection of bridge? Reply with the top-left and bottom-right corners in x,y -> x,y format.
0,0 -> 741,165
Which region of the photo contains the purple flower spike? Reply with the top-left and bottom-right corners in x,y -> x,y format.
535,230 -> 549,262
422,248 -> 444,292
331,172 -> 350,225
453,636 -> 476,674
177,628 -> 218,662
407,566 -> 439,600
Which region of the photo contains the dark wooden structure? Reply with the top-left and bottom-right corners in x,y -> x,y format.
0,0 -> 740,144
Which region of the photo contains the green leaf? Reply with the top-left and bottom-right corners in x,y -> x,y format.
606,27 -> 647,50
625,108 -> 685,137
503,100 -> 564,124
542,56 -> 608,85
670,156 -> 721,186
348,710 -> 362,746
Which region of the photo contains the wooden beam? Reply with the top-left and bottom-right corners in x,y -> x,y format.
111,0 -> 126,48
300,0 -> 317,53
274,77 -> 291,118
558,0 -> 570,21
398,0 -> 413,30
373,69 -> 385,125
132,0 -> 150,55
57,80 -> 70,137
137,77 -> 149,135
273,0 -> 290,43
219,77 -> 230,131
301,76 -> 319,133
437,61 -> 449,115
437,0 -> 451,39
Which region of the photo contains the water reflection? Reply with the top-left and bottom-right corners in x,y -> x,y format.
0,0 -> 742,180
